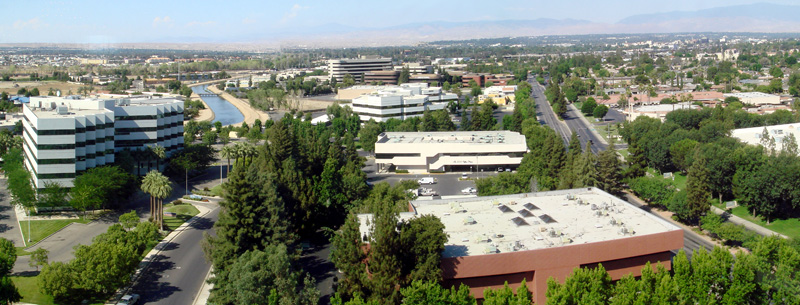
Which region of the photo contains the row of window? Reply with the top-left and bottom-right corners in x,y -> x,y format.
114,111 -> 181,121
355,111 -> 425,118
352,102 -> 425,110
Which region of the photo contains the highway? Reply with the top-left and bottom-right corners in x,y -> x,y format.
130,201 -> 220,305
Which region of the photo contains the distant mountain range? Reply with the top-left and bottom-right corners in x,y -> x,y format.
276,2 -> 800,48
4,3 -> 800,50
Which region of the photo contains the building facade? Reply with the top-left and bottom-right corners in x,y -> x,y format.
22,96 -> 184,188
348,83 -> 456,122
374,131 -> 527,173
328,56 -> 393,83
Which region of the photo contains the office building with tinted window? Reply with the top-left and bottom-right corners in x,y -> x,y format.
22,96 -> 183,188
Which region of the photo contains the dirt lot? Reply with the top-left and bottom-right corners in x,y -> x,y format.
0,81 -> 86,95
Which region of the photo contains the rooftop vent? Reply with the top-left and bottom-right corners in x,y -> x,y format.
523,203 -> 540,210
511,217 -> 529,226
518,209 -> 535,217
538,214 -> 557,224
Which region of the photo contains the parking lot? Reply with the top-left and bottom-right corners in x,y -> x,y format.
367,171 -> 499,196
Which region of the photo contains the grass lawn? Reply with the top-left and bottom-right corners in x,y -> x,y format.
162,203 -> 200,231
16,247 -> 30,256
646,168 -> 687,190
714,203 -> 800,239
11,275 -> 54,305
210,183 -> 225,197
20,218 -> 92,246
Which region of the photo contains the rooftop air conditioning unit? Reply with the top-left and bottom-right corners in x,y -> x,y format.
56,106 -> 69,115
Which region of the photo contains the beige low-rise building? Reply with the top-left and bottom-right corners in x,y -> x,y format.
375,131 -> 527,173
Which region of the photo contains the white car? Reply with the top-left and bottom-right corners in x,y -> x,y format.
418,177 -> 436,185
461,173 -> 469,179
118,294 -> 140,305
461,187 -> 477,195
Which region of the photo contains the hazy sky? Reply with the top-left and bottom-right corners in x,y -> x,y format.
1,0 -> 797,43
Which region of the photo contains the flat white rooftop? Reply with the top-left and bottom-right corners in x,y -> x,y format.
731,123 -> 800,152
365,188 -> 680,258
377,131 -> 525,146
724,92 -> 778,99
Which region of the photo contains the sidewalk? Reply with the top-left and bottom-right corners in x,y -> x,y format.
710,206 -> 788,239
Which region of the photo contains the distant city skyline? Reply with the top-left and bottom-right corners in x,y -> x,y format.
1,0 -> 799,44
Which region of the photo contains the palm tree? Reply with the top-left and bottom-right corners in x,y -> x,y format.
238,142 -> 258,167
142,170 -> 172,230
150,145 -> 166,171
141,171 -> 159,223
220,144 -> 234,180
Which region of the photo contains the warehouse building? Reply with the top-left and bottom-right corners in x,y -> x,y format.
358,188 -> 683,304
374,131 -> 527,173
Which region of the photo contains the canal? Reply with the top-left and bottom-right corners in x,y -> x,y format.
191,85 -> 244,126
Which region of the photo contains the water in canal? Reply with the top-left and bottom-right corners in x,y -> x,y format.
191,85 -> 244,126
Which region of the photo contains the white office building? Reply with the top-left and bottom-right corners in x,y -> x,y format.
328,56 -> 393,83
350,83 -> 456,122
22,96 -> 184,188
375,131 -> 527,173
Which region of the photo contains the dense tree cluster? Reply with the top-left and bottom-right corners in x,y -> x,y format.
331,182 -> 448,304
622,105 -> 800,223
204,113 -> 371,304
39,217 -> 160,303
547,237 -> 800,305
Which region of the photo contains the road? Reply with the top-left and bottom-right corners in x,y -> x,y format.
129,201 -> 220,305
528,80 -> 607,154
624,193 -> 714,258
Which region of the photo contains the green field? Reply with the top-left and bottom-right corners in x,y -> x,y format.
11,275 -> 54,305
162,203 -> 201,231
210,183 -> 225,197
20,218 -> 92,246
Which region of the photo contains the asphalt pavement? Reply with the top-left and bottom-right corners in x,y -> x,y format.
624,193 -> 714,258
0,179 -> 23,248
129,201 -> 220,305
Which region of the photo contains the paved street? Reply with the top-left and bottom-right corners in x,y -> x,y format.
130,201 -> 219,305
528,80 -> 608,154
0,179 -> 23,248
624,193 -> 714,258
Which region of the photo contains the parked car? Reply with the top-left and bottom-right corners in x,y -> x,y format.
505,168 -> 511,172
497,167 -> 504,172
118,294 -> 140,305
418,177 -> 437,184
461,173 -> 469,179
461,187 -> 477,195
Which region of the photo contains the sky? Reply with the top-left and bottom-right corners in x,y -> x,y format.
1,0 -> 798,43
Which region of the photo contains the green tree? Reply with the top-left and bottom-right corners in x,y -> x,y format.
29,248 -> 49,272
581,97 -> 597,115
118,210 -> 139,231
685,152 -> 711,224
546,264 -> 612,305
208,245 -> 318,305
0,276 -> 20,304
593,105 -> 609,120
483,280 -> 532,305
141,170 -> 172,230
669,139 -> 698,174
38,181 -> 68,207
400,281 -> 475,305
595,144 -> 623,195
399,66 -> 410,84
331,213 -> 368,299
